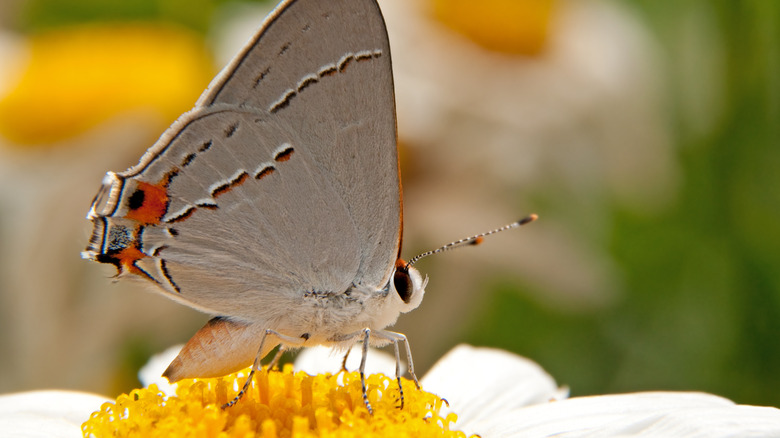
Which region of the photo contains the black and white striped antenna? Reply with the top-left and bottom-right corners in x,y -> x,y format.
405,214 -> 538,269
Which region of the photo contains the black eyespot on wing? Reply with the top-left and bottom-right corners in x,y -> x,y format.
128,189 -> 145,210
95,253 -> 121,269
394,267 -> 413,304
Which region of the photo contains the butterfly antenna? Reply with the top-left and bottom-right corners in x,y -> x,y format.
406,214 -> 538,269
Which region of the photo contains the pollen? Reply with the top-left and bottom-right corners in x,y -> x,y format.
82,365 -> 470,438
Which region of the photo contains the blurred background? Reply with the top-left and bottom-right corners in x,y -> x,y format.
0,0 -> 778,409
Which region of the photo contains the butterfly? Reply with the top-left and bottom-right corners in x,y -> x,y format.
84,0 -> 537,412
84,0 -> 425,412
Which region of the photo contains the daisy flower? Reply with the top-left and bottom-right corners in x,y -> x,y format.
4,345 -> 779,437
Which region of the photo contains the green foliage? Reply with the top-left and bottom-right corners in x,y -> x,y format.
467,0 -> 780,407
15,0 -> 272,34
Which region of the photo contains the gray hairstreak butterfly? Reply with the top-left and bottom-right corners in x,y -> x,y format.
83,0 -> 535,412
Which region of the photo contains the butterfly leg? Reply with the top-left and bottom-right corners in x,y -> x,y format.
359,328 -> 373,414
340,347 -> 350,372
327,328 -> 375,413
327,328 -> 376,413
371,330 -> 420,410
266,345 -> 286,370
333,328 -> 419,414
221,328 -> 303,409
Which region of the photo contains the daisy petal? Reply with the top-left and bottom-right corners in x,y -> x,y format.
473,391 -> 780,437
420,344 -> 562,433
137,344 -> 182,396
294,345 -> 399,376
0,390 -> 110,438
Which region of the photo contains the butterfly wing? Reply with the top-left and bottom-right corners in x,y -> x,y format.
199,0 -> 402,289
85,0 -> 400,316
84,0 -> 401,377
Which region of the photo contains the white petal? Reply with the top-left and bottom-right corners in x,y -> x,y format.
0,390 -> 110,438
138,344 -> 182,396
420,344 -> 562,434
471,391 -> 780,437
293,345 -> 399,376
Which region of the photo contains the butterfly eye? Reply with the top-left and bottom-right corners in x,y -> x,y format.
393,267 -> 413,303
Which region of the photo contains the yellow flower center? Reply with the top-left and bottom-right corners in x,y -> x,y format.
82,365 -> 469,437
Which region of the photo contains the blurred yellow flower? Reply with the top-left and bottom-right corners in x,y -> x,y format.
0,23 -> 214,146
431,0 -> 556,55
82,365 -> 465,438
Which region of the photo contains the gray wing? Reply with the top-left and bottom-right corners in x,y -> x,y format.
199,0 -> 401,289
83,0 -> 400,322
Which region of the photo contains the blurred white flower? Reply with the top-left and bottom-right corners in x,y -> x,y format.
0,390 -> 109,438
375,0 -> 679,368
0,23 -> 213,398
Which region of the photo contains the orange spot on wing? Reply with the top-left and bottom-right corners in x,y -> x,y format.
274,147 -> 294,162
116,246 -> 148,276
213,171 -> 249,198
168,206 -> 196,223
126,180 -> 169,224
256,167 -> 275,179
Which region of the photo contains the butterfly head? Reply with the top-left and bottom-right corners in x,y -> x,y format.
390,259 -> 427,313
